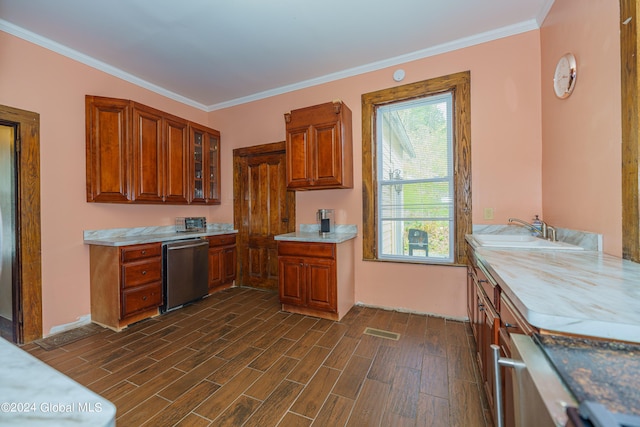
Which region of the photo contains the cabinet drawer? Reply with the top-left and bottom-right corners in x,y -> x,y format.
121,283 -> 162,318
500,293 -> 535,337
278,241 -> 335,259
122,259 -> 162,288
476,262 -> 498,308
207,234 -> 236,248
121,243 -> 161,262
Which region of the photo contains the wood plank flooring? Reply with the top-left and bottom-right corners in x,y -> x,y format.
22,287 -> 490,427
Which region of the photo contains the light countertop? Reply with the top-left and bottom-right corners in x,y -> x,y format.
468,235 -> 640,343
274,224 -> 357,244
83,224 -> 237,247
0,338 -> 116,426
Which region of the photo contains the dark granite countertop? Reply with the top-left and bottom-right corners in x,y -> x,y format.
535,334 -> 640,416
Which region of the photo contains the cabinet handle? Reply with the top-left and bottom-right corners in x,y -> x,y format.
504,322 -> 516,329
478,279 -> 488,284
142,271 -> 147,275
491,345 -> 525,427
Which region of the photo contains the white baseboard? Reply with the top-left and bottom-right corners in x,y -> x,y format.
48,314 -> 92,336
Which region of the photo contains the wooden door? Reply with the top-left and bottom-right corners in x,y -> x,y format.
234,142 -> 295,290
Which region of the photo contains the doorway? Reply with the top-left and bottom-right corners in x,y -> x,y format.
0,104 -> 42,344
0,125 -> 14,340
233,141 -> 296,291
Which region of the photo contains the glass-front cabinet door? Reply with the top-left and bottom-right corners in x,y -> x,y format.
208,133 -> 220,202
190,123 -> 221,204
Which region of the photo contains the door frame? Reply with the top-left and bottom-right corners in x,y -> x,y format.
0,104 -> 42,344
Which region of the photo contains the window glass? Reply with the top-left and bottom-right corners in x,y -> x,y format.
377,94 -> 454,262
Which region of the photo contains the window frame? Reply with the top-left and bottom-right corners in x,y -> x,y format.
361,71 -> 472,265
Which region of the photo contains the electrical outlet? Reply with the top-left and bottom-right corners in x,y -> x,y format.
483,208 -> 494,220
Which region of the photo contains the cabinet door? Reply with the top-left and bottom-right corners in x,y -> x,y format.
207,132 -> 221,203
164,115 -> 190,204
499,328 -> 516,427
190,123 -> 221,204
478,287 -> 500,414
467,264 -> 478,341
279,256 -> 305,305
312,121 -> 342,187
208,247 -> 223,290
285,125 -> 312,188
222,246 -> 236,283
306,257 -> 336,312
132,104 -> 164,202
85,96 -> 131,202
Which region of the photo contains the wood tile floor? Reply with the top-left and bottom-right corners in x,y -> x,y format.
22,287 -> 490,427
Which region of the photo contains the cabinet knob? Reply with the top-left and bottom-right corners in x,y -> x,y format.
142,296 -> 147,301
142,270 -> 147,275
141,250 -> 146,255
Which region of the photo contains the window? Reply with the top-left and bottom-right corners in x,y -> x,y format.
362,71 -> 471,265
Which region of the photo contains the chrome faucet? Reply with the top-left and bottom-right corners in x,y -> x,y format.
508,217 -> 557,241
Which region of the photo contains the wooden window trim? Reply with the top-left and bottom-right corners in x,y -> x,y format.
361,71 -> 472,265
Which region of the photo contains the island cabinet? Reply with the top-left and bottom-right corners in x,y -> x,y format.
207,234 -> 236,292
86,95 -> 219,204
277,240 -> 354,320
89,242 -> 163,331
284,101 -> 353,190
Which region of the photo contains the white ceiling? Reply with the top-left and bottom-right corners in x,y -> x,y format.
0,0 -> 553,111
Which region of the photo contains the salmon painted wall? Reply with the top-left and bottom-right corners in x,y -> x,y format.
211,31 -> 543,318
0,32 -> 228,335
540,0 -> 622,256
1,27 -> 542,333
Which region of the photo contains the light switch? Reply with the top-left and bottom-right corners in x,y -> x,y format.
483,208 -> 494,220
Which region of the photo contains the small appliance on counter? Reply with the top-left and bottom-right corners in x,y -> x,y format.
175,217 -> 207,232
316,209 -> 334,236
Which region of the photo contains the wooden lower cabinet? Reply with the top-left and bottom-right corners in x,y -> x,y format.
277,239 -> 354,320
467,243 -> 538,427
90,242 -> 163,331
207,234 -> 237,292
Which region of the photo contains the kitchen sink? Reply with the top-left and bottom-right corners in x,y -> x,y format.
472,234 -> 584,250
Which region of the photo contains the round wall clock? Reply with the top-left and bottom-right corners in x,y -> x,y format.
553,53 -> 577,99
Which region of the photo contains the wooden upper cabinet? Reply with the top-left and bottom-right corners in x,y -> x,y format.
190,122 -> 221,205
86,95 -> 217,205
86,96 -> 131,202
284,101 -> 353,190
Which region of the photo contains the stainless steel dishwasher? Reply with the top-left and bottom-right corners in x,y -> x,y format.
162,238 -> 209,312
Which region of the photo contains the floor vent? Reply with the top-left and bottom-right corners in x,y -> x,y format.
363,327 -> 400,341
